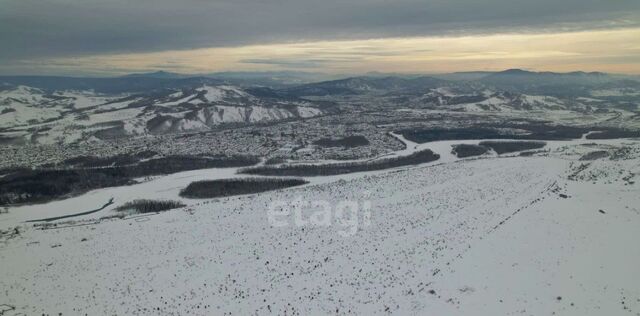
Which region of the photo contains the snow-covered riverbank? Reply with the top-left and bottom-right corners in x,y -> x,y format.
1,132 -> 637,228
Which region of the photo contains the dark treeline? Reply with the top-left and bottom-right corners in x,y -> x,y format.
585,130 -> 640,139
0,168 -> 131,205
121,155 -> 260,176
400,127 -> 509,143
0,155 -> 259,205
115,199 -> 185,214
0,166 -> 31,177
399,124 -> 640,144
240,149 -> 440,177
180,178 -> 308,198
313,135 -> 370,148
264,157 -> 287,165
579,151 -> 609,161
44,150 -> 158,168
451,144 -> 490,158
478,141 -> 546,154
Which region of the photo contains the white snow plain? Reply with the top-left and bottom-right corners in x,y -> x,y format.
0,136 -> 639,315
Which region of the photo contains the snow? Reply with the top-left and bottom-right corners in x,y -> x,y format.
1,85 -> 639,314
175,118 -> 209,131
0,85 -> 323,143
297,106 -> 323,118
0,85 -> 48,105
0,167 -> 241,227
249,106 -> 294,122
0,86 -> 64,127
0,87 -> 133,130
458,96 -> 511,112
196,105 -> 311,125
100,98 -> 141,110
81,107 -> 144,125
591,88 -> 640,97
198,85 -> 253,103
199,85 -> 224,102
454,93 -> 576,112
3,132 -> 618,228
432,87 -> 458,97
439,178 -> 640,315
522,94 -> 566,108
0,103 -> 61,128
53,91 -> 113,109
123,119 -> 148,135
214,105 -> 248,122
157,94 -> 195,107
577,96 -> 604,102
2,141 -> 638,314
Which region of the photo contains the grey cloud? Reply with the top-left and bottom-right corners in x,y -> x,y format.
240,59 -> 325,69
1,0 -> 639,64
241,57 -> 361,68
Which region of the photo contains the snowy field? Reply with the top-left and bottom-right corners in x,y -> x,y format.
1,137 -> 639,315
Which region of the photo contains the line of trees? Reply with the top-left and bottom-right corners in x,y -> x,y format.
399,126 -> 583,143
240,149 -> 440,177
46,150 -> 157,168
478,141 -> 546,154
400,125 -> 640,144
451,144 -> 489,158
115,199 -> 185,214
180,178 -> 308,198
0,155 -> 260,205
313,135 -> 370,148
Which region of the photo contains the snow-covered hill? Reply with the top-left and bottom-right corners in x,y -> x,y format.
395,87 -> 630,113
1,73 -> 638,145
0,84 -> 326,144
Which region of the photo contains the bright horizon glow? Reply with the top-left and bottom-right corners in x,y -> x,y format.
4,27 -> 640,76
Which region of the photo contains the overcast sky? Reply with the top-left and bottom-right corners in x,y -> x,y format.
1,0 -> 639,75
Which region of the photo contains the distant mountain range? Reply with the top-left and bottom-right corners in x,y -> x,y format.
121,70 -> 189,79
0,69 -> 638,145
1,69 -> 636,93
0,71 -> 343,93
276,69 -> 640,98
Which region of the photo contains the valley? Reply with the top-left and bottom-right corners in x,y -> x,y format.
0,70 -> 639,315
